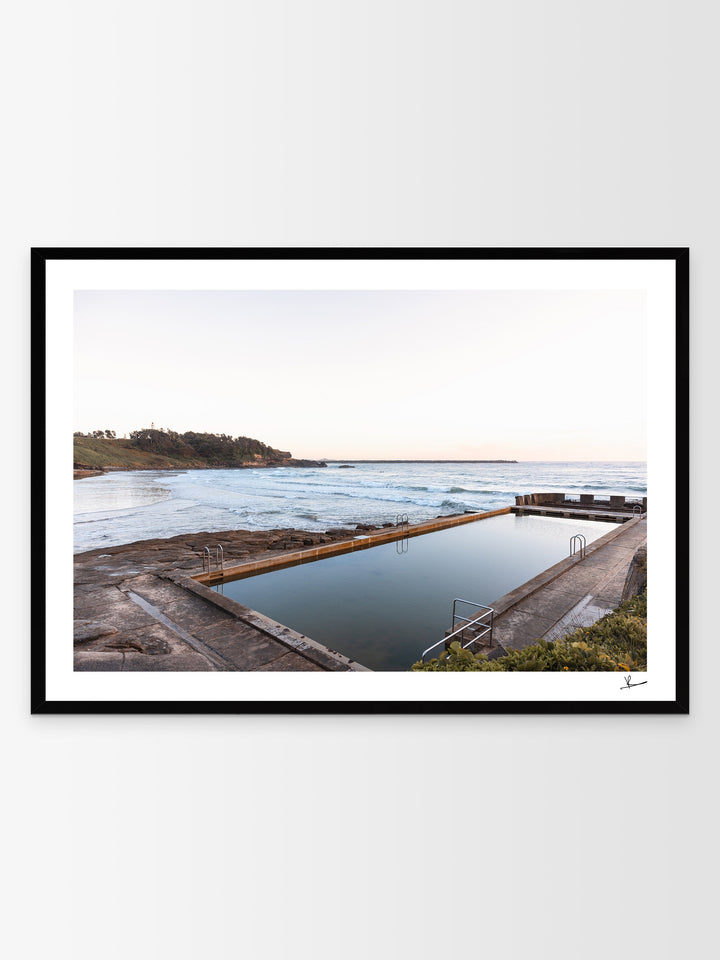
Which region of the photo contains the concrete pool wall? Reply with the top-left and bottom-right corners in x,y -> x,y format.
193,506 -> 514,586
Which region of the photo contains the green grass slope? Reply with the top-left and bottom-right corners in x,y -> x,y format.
73,437 -> 207,470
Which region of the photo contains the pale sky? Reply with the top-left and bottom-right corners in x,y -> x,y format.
74,289 -> 646,461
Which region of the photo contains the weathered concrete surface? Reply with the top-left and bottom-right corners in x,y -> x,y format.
511,504 -> 640,523
516,492 -> 646,511
622,545 -> 648,601
74,526 -> 375,672
490,517 -> 647,651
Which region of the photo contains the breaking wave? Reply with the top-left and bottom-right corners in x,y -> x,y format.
74,460 -> 647,552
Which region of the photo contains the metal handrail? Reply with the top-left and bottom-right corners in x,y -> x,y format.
452,597 -> 493,623
631,504 -> 642,517
569,534 -> 587,559
202,544 -> 224,574
421,599 -> 494,661
395,513 -> 409,527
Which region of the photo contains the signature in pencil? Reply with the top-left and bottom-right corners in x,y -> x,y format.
621,675 -> 648,690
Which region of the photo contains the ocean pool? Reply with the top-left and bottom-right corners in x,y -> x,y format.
216,514 -> 619,670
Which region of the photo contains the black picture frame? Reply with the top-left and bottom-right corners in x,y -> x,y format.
31,247 -> 689,715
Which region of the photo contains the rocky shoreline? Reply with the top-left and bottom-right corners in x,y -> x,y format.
73,520 -> 407,668
74,519 -> 408,586
74,458 -> 327,477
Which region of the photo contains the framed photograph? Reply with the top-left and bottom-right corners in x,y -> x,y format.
32,247 -> 689,714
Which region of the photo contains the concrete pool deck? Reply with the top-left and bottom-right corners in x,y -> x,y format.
75,572 -> 361,672
511,504 -> 638,523
74,526 -> 373,672
489,516 -> 647,652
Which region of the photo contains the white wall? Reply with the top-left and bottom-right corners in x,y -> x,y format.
4,3 -> 716,958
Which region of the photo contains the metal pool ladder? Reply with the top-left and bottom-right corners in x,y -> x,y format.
421,598 -> 494,662
569,534 -> 587,559
202,544 -> 225,574
395,514 -> 409,553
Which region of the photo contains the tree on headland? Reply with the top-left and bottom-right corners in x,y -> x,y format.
127,427 -> 288,465
74,430 -> 117,439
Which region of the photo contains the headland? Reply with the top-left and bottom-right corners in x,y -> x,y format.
73,427 -> 326,474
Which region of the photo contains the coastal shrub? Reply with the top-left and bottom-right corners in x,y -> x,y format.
411,592 -> 647,672
128,428 -> 284,465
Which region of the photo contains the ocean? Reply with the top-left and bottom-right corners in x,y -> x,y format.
73,460 -> 647,553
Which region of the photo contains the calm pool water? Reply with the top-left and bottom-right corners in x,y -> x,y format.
219,514 -> 618,671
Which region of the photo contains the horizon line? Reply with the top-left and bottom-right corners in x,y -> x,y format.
318,458 -> 647,464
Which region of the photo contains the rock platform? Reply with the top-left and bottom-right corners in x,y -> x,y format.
74,527 -> 371,672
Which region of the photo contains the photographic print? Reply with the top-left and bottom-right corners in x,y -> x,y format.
32,248 -> 689,713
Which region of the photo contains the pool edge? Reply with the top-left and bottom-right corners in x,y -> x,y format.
193,506 -> 514,586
